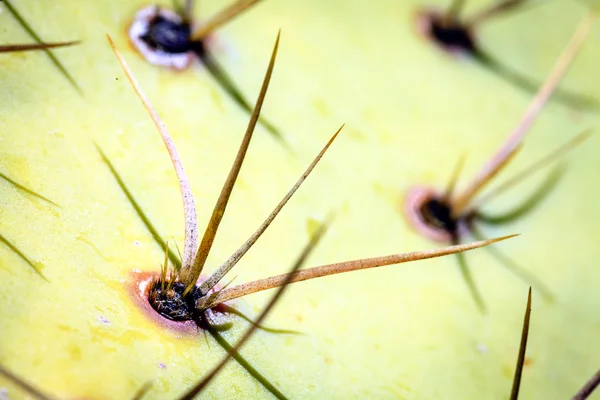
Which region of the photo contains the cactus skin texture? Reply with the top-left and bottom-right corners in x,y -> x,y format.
0,0 -> 599,399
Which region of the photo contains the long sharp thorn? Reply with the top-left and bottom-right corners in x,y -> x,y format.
0,171 -> 58,207
196,235 -> 516,310
0,364 -> 55,400
180,219 -> 329,399
451,12 -> 596,216
572,369 -> 600,400
98,138 -> 290,395
181,30 -> 281,293
0,233 -> 47,281
199,124 -> 343,295
191,0 -> 264,41
95,145 -> 181,269
509,287 -> 532,400
0,41 -> 80,53
2,0 -> 81,93
199,52 -> 287,146
204,325 -> 289,399
473,130 -> 592,208
107,35 -> 199,275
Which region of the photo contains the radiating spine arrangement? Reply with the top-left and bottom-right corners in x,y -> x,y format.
0,1 -> 598,399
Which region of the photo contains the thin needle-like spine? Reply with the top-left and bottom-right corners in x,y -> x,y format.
572,369 -> 600,400
446,0 -> 467,21
0,233 -> 47,281
219,304 -> 301,335
2,0 -> 81,93
191,0 -> 263,41
455,243 -> 486,313
472,49 -> 598,110
180,220 -> 330,399
203,324 -> 289,399
107,35 -> 199,275
199,125 -> 343,295
0,171 -> 58,206
98,148 -> 285,395
198,52 -> 287,145
0,364 -> 55,400
466,0 -> 524,26
451,12 -> 596,216
451,146 -> 522,216
509,287 -> 532,400
0,41 -> 79,53
470,227 -> 553,300
182,30 -> 281,293
161,242 -> 170,293
184,0 -> 194,22
96,145 -> 182,269
444,154 -> 467,198
130,381 -> 153,400
472,130 -> 592,209
196,235 -> 516,310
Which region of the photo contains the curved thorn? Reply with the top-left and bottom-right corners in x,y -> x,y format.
198,124 -> 343,295
196,235 -> 516,310
451,13 -> 596,215
220,304 -> 302,335
476,166 -> 563,225
182,30 -> 281,292
106,35 -> 198,274
509,287 -> 532,400
95,145 -> 288,397
207,320 -> 234,332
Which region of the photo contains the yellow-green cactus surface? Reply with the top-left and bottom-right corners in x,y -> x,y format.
1,0 -> 599,399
